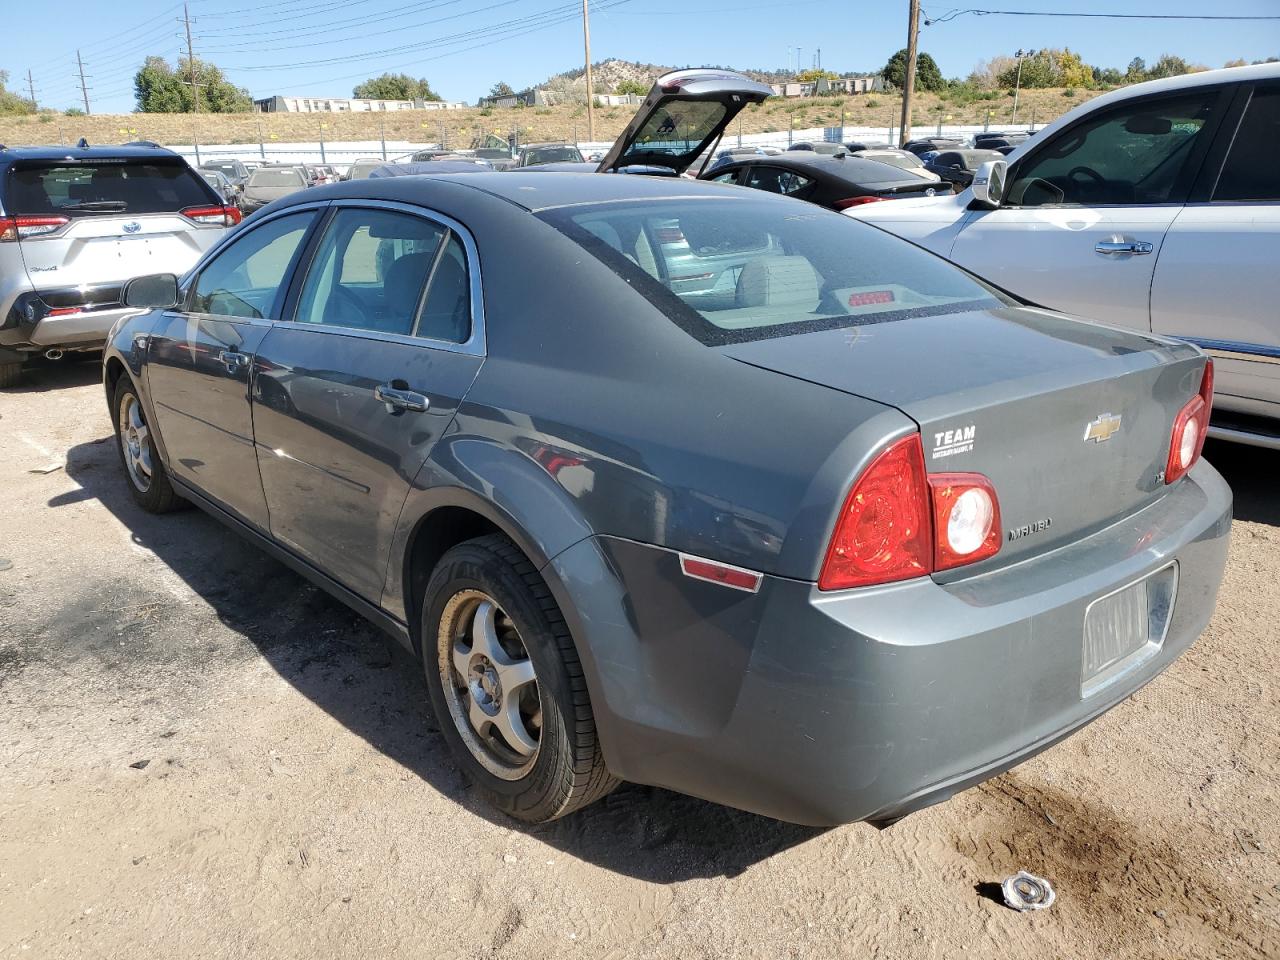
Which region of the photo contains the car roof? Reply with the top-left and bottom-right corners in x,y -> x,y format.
277,171 -> 775,213
0,143 -> 180,166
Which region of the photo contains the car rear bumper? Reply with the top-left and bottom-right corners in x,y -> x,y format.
548,460 -> 1232,825
1,283 -> 138,352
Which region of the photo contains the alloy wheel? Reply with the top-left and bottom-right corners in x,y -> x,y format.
118,393 -> 153,493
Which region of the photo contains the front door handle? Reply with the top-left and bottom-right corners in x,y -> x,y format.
374,383 -> 430,414
219,349 -> 248,375
1095,239 -> 1153,256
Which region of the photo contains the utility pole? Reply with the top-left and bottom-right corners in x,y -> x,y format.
898,0 -> 920,147
1012,49 -> 1029,124
179,3 -> 201,113
25,69 -> 38,112
581,0 -> 595,142
76,51 -> 91,115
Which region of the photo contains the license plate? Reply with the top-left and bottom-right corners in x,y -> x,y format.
1081,563 -> 1177,697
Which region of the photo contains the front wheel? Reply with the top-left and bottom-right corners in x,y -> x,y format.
113,376 -> 182,513
421,534 -> 618,823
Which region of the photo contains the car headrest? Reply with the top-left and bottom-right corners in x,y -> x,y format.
736,256 -> 820,311
581,219 -> 623,253
385,252 -> 431,319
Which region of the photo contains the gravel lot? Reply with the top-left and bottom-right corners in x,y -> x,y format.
2,359 -> 1277,960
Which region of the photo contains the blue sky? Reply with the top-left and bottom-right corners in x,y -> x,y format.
6,0 -> 1278,114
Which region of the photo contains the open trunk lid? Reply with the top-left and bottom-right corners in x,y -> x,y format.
721,306 -> 1208,572
595,69 -> 773,176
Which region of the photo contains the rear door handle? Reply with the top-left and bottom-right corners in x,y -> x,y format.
374,383 -> 430,414
1095,240 -> 1153,256
219,349 -> 248,374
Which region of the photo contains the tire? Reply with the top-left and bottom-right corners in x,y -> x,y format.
0,363 -> 22,388
112,375 -> 182,514
422,534 -> 618,823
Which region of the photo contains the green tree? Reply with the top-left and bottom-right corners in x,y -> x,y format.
1146,54 -> 1190,80
1093,66 -> 1123,86
353,73 -> 442,101
134,56 -> 251,113
796,68 -> 840,82
64,106 -> 86,116
0,70 -> 36,116
615,78 -> 649,96
1124,57 -> 1148,83
488,81 -> 514,98
881,49 -> 944,92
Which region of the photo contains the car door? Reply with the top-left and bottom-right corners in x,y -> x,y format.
948,86 -> 1231,331
251,201 -> 484,603
1152,81 -> 1280,420
146,206 -> 320,530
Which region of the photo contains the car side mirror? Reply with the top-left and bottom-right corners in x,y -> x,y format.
968,159 -> 1008,210
123,273 -> 181,310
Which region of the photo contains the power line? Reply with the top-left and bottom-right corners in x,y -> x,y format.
924,7 -> 1280,24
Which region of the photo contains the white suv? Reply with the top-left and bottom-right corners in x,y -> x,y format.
849,63 -> 1280,448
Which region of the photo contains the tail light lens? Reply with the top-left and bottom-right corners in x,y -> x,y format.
819,433 -> 1003,591
0,215 -> 69,241
928,474 -> 1002,570
181,204 -> 242,227
819,434 -> 932,590
833,196 -> 887,210
1165,358 -> 1214,485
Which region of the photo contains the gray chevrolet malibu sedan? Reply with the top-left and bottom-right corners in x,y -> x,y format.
102,171 -> 1231,826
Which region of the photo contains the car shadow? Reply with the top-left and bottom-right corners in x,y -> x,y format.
57,436 -> 825,882
1204,439 -> 1280,527
3,355 -> 103,394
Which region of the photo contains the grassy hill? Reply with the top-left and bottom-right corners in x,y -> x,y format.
0,87 -> 1102,149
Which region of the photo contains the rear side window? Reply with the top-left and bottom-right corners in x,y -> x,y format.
538,198 -> 1009,345
1007,91 -> 1219,206
1214,88 -> 1280,202
743,167 -> 812,196
5,161 -> 211,216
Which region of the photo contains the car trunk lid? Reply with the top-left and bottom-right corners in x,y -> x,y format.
595,69 -> 774,176
720,306 -> 1207,573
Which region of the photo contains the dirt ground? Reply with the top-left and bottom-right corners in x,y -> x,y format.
1,359 -> 1277,960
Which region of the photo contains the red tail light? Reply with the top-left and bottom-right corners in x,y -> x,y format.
819,434 -> 932,590
833,196 -> 887,210
0,215 -> 69,241
819,433 -> 1003,591
1165,358 -> 1214,485
181,204 -> 242,227
928,474 -> 1002,570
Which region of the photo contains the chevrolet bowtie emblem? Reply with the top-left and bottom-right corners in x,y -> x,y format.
1084,413 -> 1123,443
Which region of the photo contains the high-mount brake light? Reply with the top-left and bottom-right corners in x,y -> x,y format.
180,204 -> 242,227
1165,358 -> 1214,485
0,215 -> 69,241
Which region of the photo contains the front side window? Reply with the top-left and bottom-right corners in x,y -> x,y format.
743,167 -> 813,196
539,198 -> 1009,345
1007,91 -> 1218,206
293,207 -> 470,341
190,211 -> 314,318
1214,87 -> 1280,202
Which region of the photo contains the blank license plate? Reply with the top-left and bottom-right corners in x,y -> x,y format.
1081,564 -> 1177,697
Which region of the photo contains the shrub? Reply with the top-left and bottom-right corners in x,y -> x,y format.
865,97 -> 879,108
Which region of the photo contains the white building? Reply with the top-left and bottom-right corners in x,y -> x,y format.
254,96 -> 468,113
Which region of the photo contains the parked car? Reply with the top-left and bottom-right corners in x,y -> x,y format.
849,62 -> 1280,447
198,168 -> 240,207
843,141 -> 892,153
366,161 -> 493,177
470,134 -> 517,171
344,157 -> 389,181
922,148 -> 1006,192
0,143 -> 237,386
787,141 -> 847,156
240,166 -> 310,214
973,131 -> 1030,150
704,151 -> 942,209
856,148 -> 944,184
514,143 -> 586,167
105,170 -> 1229,827
902,137 -> 963,157
199,158 -> 250,194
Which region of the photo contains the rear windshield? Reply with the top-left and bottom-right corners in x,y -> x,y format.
618,100 -> 727,166
5,160 -> 211,216
866,152 -> 923,170
250,169 -> 306,187
537,198 -> 1011,345
525,146 -> 584,165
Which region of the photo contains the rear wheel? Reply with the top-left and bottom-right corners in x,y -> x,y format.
421,534 -> 618,822
113,376 -> 182,513
0,363 -> 22,388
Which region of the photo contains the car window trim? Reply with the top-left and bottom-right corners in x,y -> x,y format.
275,197 -> 486,357
180,203 -> 328,326
1000,84 -> 1235,210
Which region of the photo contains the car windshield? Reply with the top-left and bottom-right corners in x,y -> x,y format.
250,170 -> 306,187
618,100 -> 728,164
5,160 -> 210,215
525,146 -> 583,165
538,198 -> 1011,344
